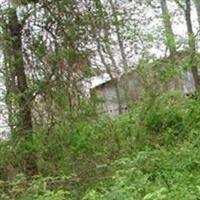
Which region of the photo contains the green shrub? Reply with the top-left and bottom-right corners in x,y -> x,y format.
1,92 -> 200,199
83,142 -> 200,200
0,174 -> 71,200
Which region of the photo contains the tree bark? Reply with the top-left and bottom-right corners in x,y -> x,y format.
185,0 -> 200,90
193,0 -> 200,27
160,0 -> 176,57
97,40 -> 123,114
108,0 -> 130,105
92,0 -> 123,114
7,8 -> 33,137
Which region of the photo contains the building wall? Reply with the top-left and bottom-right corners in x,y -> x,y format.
93,70 -> 195,117
94,72 -> 142,117
95,82 -> 126,117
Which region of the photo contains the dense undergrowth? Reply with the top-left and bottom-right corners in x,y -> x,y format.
1,92 -> 200,199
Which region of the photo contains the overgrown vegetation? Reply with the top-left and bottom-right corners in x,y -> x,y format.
1,0 -> 200,199
1,92 -> 200,199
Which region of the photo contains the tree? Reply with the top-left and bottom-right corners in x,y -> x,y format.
193,0 -> 200,27
185,0 -> 199,90
2,7 -> 33,138
89,0 -> 124,114
0,3 -> 38,175
160,0 -> 176,57
173,0 -> 199,90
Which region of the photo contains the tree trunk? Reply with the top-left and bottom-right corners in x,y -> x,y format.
108,0 -> 130,105
160,0 -> 176,57
193,0 -> 200,27
185,0 -> 200,90
2,7 -> 38,176
93,0 -> 123,114
94,35 -> 123,115
7,8 -> 33,137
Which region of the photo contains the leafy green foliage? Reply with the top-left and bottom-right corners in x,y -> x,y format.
1,0 -> 200,199
0,174 -> 70,200
83,142 -> 200,200
0,92 -> 200,199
